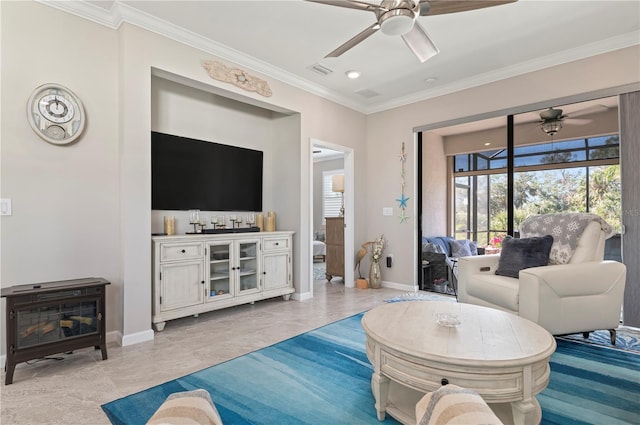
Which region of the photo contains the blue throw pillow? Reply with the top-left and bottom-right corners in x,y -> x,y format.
450,239 -> 472,257
495,235 -> 554,278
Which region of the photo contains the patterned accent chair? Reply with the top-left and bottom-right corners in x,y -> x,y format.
457,214 -> 626,344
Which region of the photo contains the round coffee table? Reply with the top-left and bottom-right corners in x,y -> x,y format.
362,301 -> 556,425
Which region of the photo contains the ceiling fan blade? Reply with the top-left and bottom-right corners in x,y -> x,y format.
569,104 -> 610,117
421,0 -> 517,16
565,118 -> 592,125
306,0 -> 383,13
325,22 -> 380,58
401,22 -> 439,63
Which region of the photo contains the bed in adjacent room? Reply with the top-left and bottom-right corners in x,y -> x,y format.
313,240 -> 326,262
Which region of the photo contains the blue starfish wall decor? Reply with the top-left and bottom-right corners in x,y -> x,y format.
396,193 -> 410,209
397,142 -> 409,222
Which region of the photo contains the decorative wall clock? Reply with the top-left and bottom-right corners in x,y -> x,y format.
27,83 -> 85,145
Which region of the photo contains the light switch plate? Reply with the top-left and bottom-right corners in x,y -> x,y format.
383,207 -> 393,216
1,198 -> 12,216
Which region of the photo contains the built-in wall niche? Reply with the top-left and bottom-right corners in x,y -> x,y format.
150,74 -> 300,237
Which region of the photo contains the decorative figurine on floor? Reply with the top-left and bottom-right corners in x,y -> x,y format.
355,243 -> 370,288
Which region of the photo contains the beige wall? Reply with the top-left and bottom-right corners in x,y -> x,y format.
421,132 -> 448,236
0,2 -> 122,352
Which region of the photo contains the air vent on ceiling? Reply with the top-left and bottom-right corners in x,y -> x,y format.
308,63 -> 334,76
355,89 -> 380,98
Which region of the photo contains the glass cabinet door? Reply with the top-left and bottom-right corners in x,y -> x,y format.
238,241 -> 259,294
207,241 -> 232,299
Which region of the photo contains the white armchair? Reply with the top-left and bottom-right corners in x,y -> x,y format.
458,218 -> 626,344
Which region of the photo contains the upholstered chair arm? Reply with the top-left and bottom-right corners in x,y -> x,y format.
457,254 -> 501,303
519,261 -> 626,335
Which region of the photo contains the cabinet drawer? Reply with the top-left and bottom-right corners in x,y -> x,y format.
160,242 -> 203,262
263,237 -> 289,251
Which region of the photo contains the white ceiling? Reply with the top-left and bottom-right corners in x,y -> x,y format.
57,0 -> 639,114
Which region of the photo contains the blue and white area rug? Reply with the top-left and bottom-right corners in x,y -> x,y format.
385,291 -> 455,303
102,313 -> 640,425
558,330 -> 640,354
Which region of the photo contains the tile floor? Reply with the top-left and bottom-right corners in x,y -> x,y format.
1,281 -> 406,425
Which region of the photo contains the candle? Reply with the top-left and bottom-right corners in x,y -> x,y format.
266,211 -> 276,232
163,216 -> 175,235
256,213 -> 264,231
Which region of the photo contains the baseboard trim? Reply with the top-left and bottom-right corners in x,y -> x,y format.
292,291 -> 313,301
121,329 -> 155,346
107,330 -> 122,345
381,280 -> 416,291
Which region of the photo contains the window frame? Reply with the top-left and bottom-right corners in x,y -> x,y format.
322,169 -> 344,224
451,135 -> 620,245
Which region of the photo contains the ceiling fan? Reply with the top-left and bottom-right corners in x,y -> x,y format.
307,0 -> 517,63
538,106 -> 601,136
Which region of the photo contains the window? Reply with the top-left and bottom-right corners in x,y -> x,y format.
452,135 -> 621,246
322,169 -> 344,222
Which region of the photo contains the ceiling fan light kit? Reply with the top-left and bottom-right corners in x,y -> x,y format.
540,120 -> 563,136
379,8 -> 416,36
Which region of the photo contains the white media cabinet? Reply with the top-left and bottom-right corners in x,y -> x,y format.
152,231 -> 294,331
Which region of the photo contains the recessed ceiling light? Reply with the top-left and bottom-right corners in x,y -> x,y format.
424,77 -> 438,84
484,142 -> 492,146
346,70 -> 361,79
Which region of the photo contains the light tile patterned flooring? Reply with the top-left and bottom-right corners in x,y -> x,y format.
1,281 -> 405,425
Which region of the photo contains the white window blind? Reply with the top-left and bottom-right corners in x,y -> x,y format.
323,169 -> 344,222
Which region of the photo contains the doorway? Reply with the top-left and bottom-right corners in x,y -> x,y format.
310,139 -> 355,295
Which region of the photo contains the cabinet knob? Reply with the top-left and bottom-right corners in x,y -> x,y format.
441,378 -> 449,386
275,242 -> 279,246
181,249 -> 186,253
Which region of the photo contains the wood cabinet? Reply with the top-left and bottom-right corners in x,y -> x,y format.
152,232 -> 293,331
325,217 -> 344,280
262,235 -> 292,293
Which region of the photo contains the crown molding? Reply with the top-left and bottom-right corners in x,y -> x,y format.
38,0 -> 120,28
365,31 -> 640,114
37,0 -> 366,113
37,1 -> 640,116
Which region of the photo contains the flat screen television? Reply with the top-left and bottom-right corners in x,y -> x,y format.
151,131 -> 263,211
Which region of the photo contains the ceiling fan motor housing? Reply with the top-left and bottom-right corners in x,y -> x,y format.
379,0 -> 419,36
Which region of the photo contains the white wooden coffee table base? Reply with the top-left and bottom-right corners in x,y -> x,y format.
362,301 -> 556,425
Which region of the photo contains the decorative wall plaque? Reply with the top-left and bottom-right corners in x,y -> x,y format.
202,60 -> 272,97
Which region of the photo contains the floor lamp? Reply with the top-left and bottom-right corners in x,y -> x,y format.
332,174 -> 345,217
